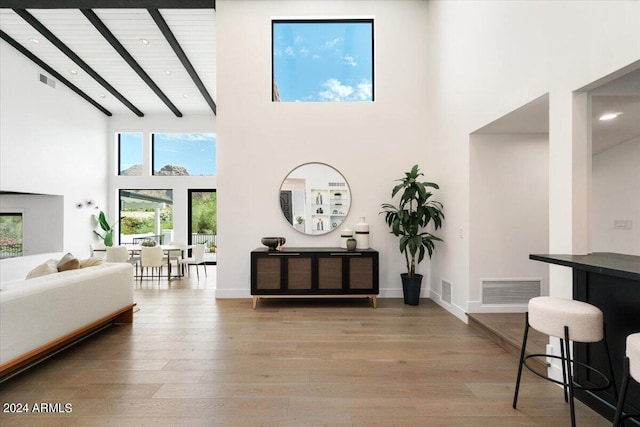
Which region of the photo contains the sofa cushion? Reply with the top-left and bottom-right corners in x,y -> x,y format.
80,257 -> 103,268
57,253 -> 80,272
25,259 -> 59,280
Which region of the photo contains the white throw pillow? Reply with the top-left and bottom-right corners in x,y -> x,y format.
26,259 -> 59,279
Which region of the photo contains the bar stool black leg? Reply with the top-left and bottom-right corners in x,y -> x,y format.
560,337 -> 569,403
513,312 -> 530,409
564,326 -> 577,427
603,327 -> 618,400
612,357 -> 630,427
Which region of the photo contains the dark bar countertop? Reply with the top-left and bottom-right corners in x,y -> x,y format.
530,252 -> 640,281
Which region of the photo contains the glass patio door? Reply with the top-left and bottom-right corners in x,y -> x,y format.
188,189 -> 216,264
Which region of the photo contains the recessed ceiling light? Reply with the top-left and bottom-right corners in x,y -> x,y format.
99,93 -> 106,98
165,70 -> 172,75
70,69 -> 78,75
140,38 -> 150,45
183,94 -> 189,98
29,38 -> 39,44
599,112 -> 623,121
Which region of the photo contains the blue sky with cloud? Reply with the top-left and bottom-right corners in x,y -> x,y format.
273,21 -> 373,102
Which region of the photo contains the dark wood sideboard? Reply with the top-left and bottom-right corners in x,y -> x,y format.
530,252 -> 640,424
251,247 -> 379,309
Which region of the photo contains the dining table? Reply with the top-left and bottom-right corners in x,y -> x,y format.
128,244 -> 194,280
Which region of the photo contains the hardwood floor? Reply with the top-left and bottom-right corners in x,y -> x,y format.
0,267 -> 610,426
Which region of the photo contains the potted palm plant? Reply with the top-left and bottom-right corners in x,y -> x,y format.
380,165 -> 444,305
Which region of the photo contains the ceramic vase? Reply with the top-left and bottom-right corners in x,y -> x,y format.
355,217 -> 369,249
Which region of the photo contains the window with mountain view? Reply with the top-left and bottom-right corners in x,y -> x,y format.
119,189 -> 173,246
152,133 -> 216,176
272,19 -> 374,102
118,132 -> 143,176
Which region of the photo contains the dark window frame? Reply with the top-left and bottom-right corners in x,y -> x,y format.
271,18 -> 375,102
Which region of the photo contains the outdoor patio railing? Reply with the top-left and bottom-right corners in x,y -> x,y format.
0,243 -> 23,259
192,233 -> 216,246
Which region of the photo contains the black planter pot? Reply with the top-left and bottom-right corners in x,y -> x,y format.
401,273 -> 423,306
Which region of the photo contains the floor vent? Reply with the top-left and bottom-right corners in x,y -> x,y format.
39,73 -> 56,88
442,280 -> 452,304
482,279 -> 540,305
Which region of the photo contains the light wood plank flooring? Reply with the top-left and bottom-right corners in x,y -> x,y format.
0,268 -> 610,426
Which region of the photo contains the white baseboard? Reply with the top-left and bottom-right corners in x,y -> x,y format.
215,289 -> 251,299
429,289 -> 468,323
467,301 -> 528,313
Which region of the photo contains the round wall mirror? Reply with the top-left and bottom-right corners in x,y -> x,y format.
279,162 -> 351,235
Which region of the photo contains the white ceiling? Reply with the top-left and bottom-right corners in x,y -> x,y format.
472,68 -> 640,156
0,7 -> 216,116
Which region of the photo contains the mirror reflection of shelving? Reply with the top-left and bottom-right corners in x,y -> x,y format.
308,188 -> 350,233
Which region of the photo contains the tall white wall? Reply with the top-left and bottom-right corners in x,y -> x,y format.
0,40 -> 109,257
469,133 -> 549,312
107,114 -> 216,244
425,1 -> 640,316
592,136 -> 640,255
217,0 -> 432,298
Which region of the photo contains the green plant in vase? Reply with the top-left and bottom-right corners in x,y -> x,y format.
93,211 -> 116,247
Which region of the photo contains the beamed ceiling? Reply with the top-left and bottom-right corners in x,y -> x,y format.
0,1 -> 216,117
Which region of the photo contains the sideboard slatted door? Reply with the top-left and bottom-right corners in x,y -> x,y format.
318,257 -> 343,290
287,257 -> 312,291
349,257 -> 374,290
255,257 -> 281,290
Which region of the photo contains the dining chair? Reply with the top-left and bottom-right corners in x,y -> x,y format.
166,241 -> 186,275
106,246 -> 140,276
179,244 -> 207,279
140,246 -> 164,283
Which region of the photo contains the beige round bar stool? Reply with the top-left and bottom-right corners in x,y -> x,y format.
612,333 -> 640,426
513,296 -> 616,427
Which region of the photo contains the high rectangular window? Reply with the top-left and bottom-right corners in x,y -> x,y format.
118,133 -> 143,176
152,133 -> 216,176
272,19 -> 374,102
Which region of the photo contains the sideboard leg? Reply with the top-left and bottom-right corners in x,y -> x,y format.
372,296 -> 377,309
252,296 -> 258,310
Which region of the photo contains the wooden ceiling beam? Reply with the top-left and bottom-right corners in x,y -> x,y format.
149,8 -> 216,116
0,1 -> 214,9
81,9 -> 183,117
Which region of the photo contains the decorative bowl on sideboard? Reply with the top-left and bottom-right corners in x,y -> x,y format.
261,237 -> 286,250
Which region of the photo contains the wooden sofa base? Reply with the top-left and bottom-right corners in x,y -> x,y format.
0,304 -> 135,380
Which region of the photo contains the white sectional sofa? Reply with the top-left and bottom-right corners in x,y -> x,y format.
0,253 -> 134,378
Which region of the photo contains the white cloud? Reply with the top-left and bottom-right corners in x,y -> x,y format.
356,82 -> 372,100
324,37 -> 342,48
343,54 -> 357,67
299,47 -> 309,56
318,79 -> 354,101
312,54 -> 320,61
156,133 -> 215,142
285,46 -> 295,56
317,79 -> 372,102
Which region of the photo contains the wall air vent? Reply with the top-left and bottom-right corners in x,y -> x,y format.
39,73 -> 55,88
441,280 -> 452,304
481,279 -> 541,305
328,182 -> 346,187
